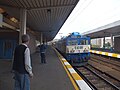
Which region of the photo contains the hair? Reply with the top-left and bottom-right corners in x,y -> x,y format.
43,41 -> 44,44
21,34 -> 30,43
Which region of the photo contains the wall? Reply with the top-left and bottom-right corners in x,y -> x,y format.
0,30 -> 19,59
114,36 -> 120,52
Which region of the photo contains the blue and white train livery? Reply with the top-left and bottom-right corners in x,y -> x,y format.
55,32 -> 90,66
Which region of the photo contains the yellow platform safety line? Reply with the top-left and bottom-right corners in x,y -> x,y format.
105,52 -> 108,56
90,50 -> 120,58
71,73 -> 83,80
53,47 -> 80,90
62,59 -> 67,62
112,53 -> 118,57
60,61 -> 80,90
66,65 -> 72,68
99,51 -> 102,54
61,58 -> 83,80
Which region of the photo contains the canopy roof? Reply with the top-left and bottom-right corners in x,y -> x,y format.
0,0 -> 79,41
82,20 -> 120,38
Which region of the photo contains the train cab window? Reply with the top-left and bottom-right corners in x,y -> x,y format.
68,40 -> 78,45
81,40 -> 89,45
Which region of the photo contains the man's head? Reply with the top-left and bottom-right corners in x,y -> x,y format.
22,34 -> 30,44
43,41 -> 45,44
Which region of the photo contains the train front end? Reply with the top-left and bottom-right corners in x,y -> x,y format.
66,32 -> 90,66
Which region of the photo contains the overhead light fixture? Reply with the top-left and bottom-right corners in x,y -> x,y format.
10,17 -> 18,23
47,9 -> 51,13
47,9 -> 51,28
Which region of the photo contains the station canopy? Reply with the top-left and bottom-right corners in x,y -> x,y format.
0,0 -> 79,41
82,20 -> 120,39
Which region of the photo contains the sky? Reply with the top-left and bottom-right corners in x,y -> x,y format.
54,0 -> 120,39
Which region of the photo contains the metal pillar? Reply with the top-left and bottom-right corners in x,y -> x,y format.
19,9 -> 27,44
40,32 -> 43,44
96,39 -> 97,45
45,37 -> 47,45
44,37 -> 46,44
103,37 -> 105,49
110,34 -> 114,52
111,34 -> 113,47
0,14 -> 3,27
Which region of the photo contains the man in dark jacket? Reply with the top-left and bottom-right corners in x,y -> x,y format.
12,34 -> 33,90
40,41 -> 46,63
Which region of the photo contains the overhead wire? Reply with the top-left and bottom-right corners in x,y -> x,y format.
82,5 -> 120,31
67,0 -> 94,26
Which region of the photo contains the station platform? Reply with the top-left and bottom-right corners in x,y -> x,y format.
0,46 -> 75,90
0,46 -> 92,90
90,50 -> 120,59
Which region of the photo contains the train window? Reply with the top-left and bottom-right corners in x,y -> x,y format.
68,40 -> 78,45
81,40 -> 89,45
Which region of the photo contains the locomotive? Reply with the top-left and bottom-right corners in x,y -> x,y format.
55,32 -> 90,66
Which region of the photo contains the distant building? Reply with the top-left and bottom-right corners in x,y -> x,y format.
91,38 -> 102,48
91,37 -> 112,48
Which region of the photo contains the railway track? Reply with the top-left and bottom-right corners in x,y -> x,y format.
90,54 -> 120,72
75,65 -> 120,90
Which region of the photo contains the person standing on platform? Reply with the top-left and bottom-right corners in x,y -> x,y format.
12,34 -> 33,90
40,41 -> 47,63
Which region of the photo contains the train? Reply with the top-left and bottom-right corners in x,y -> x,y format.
54,32 -> 90,66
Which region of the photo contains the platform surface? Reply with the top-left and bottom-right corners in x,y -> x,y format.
0,46 -> 75,90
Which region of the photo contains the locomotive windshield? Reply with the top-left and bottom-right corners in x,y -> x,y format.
67,40 -> 78,45
80,40 -> 89,45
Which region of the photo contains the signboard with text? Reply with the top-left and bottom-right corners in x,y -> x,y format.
66,45 -> 90,53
